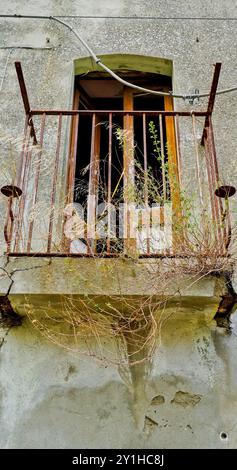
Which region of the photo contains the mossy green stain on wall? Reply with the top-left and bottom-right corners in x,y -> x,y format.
74,54 -> 173,77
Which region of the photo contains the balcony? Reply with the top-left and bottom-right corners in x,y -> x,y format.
0,62 -> 234,344
1,107 -> 231,260
1,62 -> 232,260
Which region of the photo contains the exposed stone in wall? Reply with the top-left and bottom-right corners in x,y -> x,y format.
171,391 -> 202,408
151,395 -> 165,406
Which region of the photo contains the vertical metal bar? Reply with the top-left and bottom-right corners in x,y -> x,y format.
201,63 -> 222,145
15,62 -> 37,144
17,116 -> 29,189
63,88 -> 80,253
143,113 -> 150,255
87,113 -> 96,254
159,114 -> 166,255
15,146 -> 33,252
67,113 -> 79,205
226,205 -> 232,252
205,126 -> 223,249
47,114 -> 62,253
107,112 -> 112,254
4,197 -> 14,254
174,115 -> 182,187
208,119 -> 226,251
143,114 -> 148,203
192,114 -> 204,209
27,113 -> 46,253
203,136 -> 217,241
14,123 -> 31,252
209,119 -> 222,191
65,112 -> 79,253
207,124 -> 222,228
6,116 -> 28,253
159,113 -> 166,201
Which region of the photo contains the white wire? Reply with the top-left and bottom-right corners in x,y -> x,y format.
1,14 -> 237,100
50,16 -> 237,100
51,16 -> 194,99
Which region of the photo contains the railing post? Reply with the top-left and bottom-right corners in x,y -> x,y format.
27,113 -> 46,253
62,89 -> 80,253
47,113 -> 62,254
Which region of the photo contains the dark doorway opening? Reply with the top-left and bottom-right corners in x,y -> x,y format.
72,71 -> 172,253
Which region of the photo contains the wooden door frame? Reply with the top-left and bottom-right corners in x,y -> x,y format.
123,86 -> 137,255
164,95 -> 182,249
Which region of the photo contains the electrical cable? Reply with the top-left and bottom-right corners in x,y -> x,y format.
1,13 -> 237,100
1,14 -> 237,20
51,15 -> 237,99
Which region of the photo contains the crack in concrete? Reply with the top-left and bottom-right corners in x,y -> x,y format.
0,260 -> 50,327
11,263 -> 50,274
0,266 -> 14,294
1,261 -> 51,292
0,326 -> 11,350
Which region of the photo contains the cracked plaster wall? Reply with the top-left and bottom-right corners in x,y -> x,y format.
1,313 -> 237,448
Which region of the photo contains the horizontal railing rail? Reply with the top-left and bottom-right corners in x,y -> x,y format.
29,110 -> 209,116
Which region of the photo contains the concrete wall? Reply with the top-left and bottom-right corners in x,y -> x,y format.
1,0 -> 237,449
1,309 -> 237,449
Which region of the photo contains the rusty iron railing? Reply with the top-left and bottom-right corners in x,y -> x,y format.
1,108 -> 229,257
1,61 -> 232,258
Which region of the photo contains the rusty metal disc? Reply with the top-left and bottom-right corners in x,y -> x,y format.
215,185 -> 236,198
1,185 -> 22,198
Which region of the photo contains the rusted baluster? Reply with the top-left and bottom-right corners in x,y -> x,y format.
107,112 -> 112,254
208,120 -> 226,253
4,196 -> 14,254
47,114 -> 62,253
87,113 -> 95,254
206,124 -> 224,252
203,130 -> 217,240
159,113 -> 166,202
142,113 -> 150,255
209,120 -> 224,216
159,114 -> 167,255
63,110 -> 79,253
87,113 -> 100,254
174,115 -> 182,187
17,144 -> 34,252
14,122 -> 31,252
204,126 -> 222,249
192,114 -> 204,209
17,116 -> 29,190
27,113 -> 46,253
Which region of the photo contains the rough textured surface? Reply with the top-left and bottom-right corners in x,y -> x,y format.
0,255 -> 228,297
1,0 -> 237,450
0,316 -> 237,449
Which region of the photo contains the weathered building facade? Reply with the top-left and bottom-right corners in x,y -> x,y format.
1,0 -> 237,449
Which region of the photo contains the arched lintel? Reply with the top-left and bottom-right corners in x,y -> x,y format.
74,53 -> 172,77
